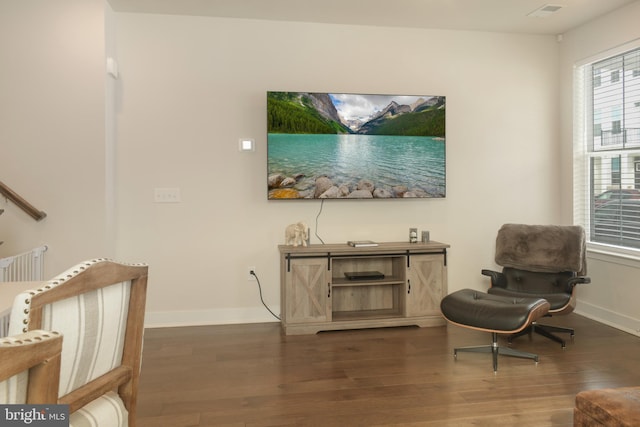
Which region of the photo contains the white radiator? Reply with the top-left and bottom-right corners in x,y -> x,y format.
0,245 -> 48,337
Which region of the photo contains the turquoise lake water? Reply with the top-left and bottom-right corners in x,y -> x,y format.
268,133 -> 445,197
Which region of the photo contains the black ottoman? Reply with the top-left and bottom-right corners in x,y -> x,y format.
440,289 -> 550,372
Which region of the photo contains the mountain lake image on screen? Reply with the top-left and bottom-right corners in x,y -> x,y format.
267,92 -> 446,200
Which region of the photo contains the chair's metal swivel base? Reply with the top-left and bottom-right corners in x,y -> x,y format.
454,332 -> 539,373
508,321 -> 574,348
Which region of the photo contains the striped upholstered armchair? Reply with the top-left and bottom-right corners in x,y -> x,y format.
7,259 -> 148,427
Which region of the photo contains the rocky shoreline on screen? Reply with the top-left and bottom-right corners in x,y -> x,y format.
268,173 -> 439,199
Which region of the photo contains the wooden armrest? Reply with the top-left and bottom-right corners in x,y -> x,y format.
0,330 -> 62,379
0,330 -> 63,404
59,365 -> 132,413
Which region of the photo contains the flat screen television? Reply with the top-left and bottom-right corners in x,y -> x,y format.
267,91 -> 445,200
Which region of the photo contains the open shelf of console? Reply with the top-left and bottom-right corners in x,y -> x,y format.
278,241 -> 449,335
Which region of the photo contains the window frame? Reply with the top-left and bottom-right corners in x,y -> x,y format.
574,40 -> 640,258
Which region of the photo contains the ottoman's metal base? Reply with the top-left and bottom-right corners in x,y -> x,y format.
454,332 -> 539,372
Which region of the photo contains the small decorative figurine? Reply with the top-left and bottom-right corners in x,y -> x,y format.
409,227 -> 418,243
285,222 -> 309,247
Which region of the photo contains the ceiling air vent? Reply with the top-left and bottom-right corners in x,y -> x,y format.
527,4 -> 564,18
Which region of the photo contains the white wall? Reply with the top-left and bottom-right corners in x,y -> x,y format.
0,0 -> 112,271
113,13 -> 562,326
12,2 -> 635,333
559,1 -> 640,336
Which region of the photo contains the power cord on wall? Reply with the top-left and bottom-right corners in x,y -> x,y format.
252,199 -> 326,321
250,270 -> 280,320
315,199 -> 326,244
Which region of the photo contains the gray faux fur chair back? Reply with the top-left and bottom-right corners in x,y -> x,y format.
495,223 -> 586,276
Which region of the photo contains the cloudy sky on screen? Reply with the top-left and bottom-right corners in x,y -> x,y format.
329,93 -> 433,121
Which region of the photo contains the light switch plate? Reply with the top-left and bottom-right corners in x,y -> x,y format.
154,188 -> 181,203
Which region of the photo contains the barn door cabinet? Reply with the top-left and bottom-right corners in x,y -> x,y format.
279,241 -> 449,335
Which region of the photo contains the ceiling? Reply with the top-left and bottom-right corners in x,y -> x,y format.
107,0 -> 637,35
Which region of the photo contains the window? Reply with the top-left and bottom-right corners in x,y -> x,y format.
611,70 -> 620,83
611,157 -> 621,186
574,46 -> 640,252
594,69 -> 602,87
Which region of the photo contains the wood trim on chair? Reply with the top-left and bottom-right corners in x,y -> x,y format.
551,291 -> 577,316
59,366 -> 132,413
118,271 -> 148,422
0,330 -> 63,404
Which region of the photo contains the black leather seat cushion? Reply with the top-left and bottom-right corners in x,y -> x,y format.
487,268 -> 573,310
440,289 -> 550,332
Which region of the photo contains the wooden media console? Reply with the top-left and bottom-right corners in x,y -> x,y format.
278,241 -> 449,335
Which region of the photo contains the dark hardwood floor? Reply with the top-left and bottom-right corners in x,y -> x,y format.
136,314 -> 640,426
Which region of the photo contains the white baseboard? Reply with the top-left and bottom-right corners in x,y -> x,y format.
575,300 -> 640,338
144,306 -> 281,329
145,302 -> 640,339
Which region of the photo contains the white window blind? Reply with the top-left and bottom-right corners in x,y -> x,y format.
574,46 -> 640,252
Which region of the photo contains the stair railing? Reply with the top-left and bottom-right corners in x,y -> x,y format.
0,180 -> 47,221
